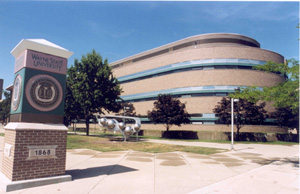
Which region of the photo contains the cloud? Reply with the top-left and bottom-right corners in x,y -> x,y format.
178,2 -> 299,23
237,2 -> 299,22
84,20 -> 136,39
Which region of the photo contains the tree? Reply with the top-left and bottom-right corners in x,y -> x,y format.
213,97 -> 266,141
0,91 -> 11,125
231,59 -> 299,137
147,94 -> 190,132
65,50 -> 122,135
271,108 -> 299,131
118,102 -> 137,117
113,102 -> 138,126
64,68 -> 84,126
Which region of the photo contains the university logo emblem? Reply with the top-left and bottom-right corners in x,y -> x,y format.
25,75 -> 63,112
12,74 -> 22,111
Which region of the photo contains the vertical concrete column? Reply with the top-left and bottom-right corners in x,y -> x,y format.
1,39 -> 73,183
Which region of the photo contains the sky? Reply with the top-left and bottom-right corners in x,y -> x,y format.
0,1 -> 299,92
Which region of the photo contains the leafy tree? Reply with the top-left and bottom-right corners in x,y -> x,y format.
213,97 -> 266,141
271,108 -> 299,131
118,102 -> 137,117
0,91 -> 11,125
64,68 -> 84,126
113,102 -> 138,125
147,94 -> 190,132
231,59 -> 299,136
65,50 -> 122,135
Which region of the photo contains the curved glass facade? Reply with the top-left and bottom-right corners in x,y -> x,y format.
117,59 -> 266,83
121,85 -> 247,102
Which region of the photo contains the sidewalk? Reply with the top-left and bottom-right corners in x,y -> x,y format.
0,136 -> 298,194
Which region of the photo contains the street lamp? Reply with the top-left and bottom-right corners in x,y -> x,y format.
231,98 -> 239,150
123,106 -> 130,123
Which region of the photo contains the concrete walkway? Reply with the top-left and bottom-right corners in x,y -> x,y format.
0,136 -> 298,194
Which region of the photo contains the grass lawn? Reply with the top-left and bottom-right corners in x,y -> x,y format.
69,131 -> 298,146
67,134 -> 225,155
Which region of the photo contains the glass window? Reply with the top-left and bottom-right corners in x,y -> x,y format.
118,58 -> 267,84
238,59 -> 250,63
203,66 -> 214,70
226,59 -> 239,63
191,60 -> 203,65
258,61 -> 266,65
226,65 -> 238,69
202,86 -> 215,89
203,122 -> 215,125
192,122 -> 203,125
215,86 -> 226,89
192,67 -> 203,70
202,114 -> 215,118
214,65 -> 226,69
214,59 -> 227,63
216,93 -> 227,96
202,59 -> 214,64
238,66 -> 252,69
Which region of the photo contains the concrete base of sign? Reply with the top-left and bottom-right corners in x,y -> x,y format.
0,172 -> 72,192
1,122 -> 68,181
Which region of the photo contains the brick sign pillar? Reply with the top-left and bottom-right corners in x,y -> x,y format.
0,39 -> 73,190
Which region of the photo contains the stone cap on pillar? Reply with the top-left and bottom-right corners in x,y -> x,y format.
11,39 -> 73,59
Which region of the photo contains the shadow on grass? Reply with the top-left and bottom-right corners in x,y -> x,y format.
107,137 -> 148,142
84,133 -> 148,142
66,165 -> 137,180
68,133 -> 148,143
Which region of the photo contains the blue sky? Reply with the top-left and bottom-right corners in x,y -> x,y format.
0,1 -> 299,91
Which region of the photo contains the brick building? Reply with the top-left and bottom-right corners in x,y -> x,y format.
111,33 -> 285,132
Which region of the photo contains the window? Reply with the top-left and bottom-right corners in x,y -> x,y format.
117,58 -> 266,83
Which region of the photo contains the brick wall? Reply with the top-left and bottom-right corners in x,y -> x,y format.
141,124 -> 288,133
74,123 -> 287,133
1,129 -> 67,181
121,70 -> 284,96
113,46 -> 284,77
122,97 -> 276,115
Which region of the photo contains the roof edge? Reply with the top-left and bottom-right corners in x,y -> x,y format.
110,33 -> 261,67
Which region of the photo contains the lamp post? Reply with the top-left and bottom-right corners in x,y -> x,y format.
231,98 -> 239,150
123,106 -> 130,123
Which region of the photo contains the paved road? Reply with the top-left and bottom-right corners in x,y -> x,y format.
0,135 -> 298,194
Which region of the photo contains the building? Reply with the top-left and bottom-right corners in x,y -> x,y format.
110,33 -> 286,133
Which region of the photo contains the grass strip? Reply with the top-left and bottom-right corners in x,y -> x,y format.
67,134 -> 224,155
68,131 -> 298,146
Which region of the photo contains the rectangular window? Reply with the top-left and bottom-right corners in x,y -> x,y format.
203,66 -> 214,70
192,122 -> 203,125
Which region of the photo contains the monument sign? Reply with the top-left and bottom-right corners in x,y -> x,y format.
0,39 -> 73,191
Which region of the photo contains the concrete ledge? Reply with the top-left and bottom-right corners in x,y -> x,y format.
4,122 -> 68,131
0,172 -> 72,192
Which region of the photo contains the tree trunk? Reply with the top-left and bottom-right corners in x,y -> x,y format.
236,126 -> 241,141
85,117 -> 90,136
165,124 -> 170,138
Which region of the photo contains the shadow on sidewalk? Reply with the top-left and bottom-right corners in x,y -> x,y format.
252,157 -> 299,167
66,165 -> 137,180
